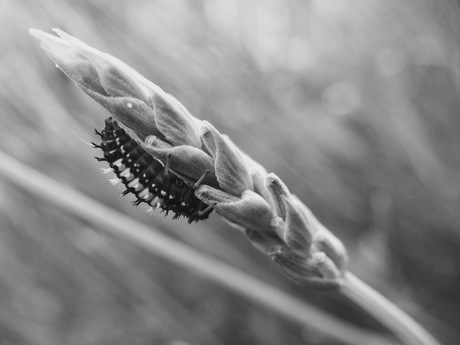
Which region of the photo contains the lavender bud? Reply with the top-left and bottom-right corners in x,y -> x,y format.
265,173 -> 291,219
279,196 -> 312,251
312,230 -> 348,272
195,187 -> 273,231
152,93 -> 201,147
142,141 -> 217,185
29,28 -> 163,139
266,175 -> 312,251
30,29 -> 350,291
269,245 -> 342,290
200,122 -> 253,196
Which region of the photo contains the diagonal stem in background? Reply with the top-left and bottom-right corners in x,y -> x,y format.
0,150 -> 423,345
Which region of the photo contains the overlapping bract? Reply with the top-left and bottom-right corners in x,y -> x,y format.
30,28 -> 348,289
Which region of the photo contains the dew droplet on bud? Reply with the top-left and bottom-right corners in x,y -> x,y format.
127,102 -> 133,108
145,135 -> 155,146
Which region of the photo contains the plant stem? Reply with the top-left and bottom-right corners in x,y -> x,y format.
341,272 -> 442,345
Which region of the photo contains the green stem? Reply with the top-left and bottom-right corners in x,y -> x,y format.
341,272 -> 442,345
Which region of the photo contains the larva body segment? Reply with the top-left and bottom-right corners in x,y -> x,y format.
94,117 -> 213,223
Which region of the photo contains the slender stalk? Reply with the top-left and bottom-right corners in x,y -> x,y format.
0,150 -> 397,345
341,272 -> 442,345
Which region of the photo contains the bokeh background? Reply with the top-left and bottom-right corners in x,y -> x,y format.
1,0 -> 460,344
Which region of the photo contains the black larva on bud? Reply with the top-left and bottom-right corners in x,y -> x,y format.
93,117 -> 213,223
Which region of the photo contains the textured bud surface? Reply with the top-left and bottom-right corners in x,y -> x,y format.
31,28 -> 349,290
200,122 -> 253,195
196,187 -> 273,231
152,93 -> 202,148
269,246 -> 343,290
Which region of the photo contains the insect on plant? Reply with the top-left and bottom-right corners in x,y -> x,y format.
93,117 -> 214,223
28,28 -> 443,345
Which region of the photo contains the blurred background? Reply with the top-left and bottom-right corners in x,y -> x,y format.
1,0 -> 460,344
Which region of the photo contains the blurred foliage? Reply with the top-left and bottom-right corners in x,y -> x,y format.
1,0 -> 460,344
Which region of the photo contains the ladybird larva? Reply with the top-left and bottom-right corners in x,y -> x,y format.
93,117 -> 214,223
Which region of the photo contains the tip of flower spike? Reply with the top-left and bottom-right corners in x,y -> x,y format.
29,28 -> 105,94
51,28 -> 75,41
28,28 -> 41,37
29,29 -> 65,63
29,29 -> 69,58
29,28 -> 47,38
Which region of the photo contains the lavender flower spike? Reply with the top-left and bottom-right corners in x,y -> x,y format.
30,29 -> 348,290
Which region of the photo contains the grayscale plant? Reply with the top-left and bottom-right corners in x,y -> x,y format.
28,28 -> 443,345
30,28 -> 347,290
